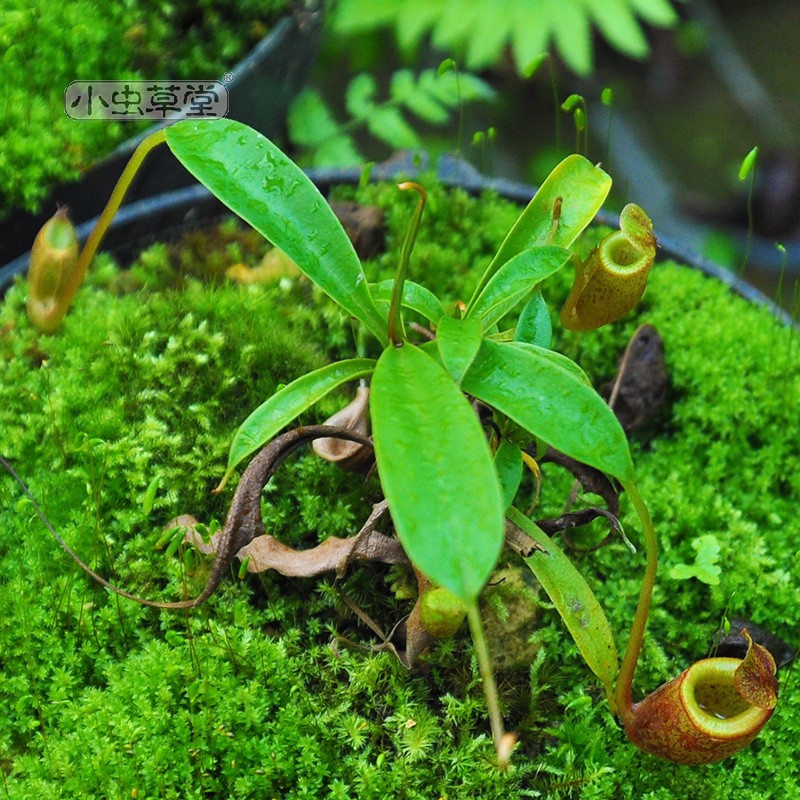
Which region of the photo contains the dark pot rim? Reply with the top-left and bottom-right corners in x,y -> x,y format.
1,152 -> 794,328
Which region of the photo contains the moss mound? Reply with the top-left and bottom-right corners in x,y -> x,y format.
0,182 -> 798,798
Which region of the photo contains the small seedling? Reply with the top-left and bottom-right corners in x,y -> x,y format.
561,94 -> 588,155
738,145 -> 759,274
668,534 -> 722,586
601,86 -> 615,166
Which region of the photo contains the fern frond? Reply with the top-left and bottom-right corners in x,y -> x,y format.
330,0 -> 680,77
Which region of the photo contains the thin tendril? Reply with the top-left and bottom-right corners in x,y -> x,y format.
387,182 -> 427,345
614,479 -> 658,722
0,455 -> 177,608
64,129 -> 168,306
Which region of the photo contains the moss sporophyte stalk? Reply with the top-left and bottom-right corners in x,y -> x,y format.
8,118 -> 780,770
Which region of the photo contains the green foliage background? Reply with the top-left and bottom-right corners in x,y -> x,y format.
1,183 -> 799,797
331,0 -> 679,77
288,68 -> 495,167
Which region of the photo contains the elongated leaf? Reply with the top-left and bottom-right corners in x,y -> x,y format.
494,439 -> 523,511
467,246 -> 570,327
366,106 -> 421,149
629,0 -> 679,26
436,315 -> 483,383
165,120 -> 387,343
553,0 -> 592,76
468,155 -> 611,307
370,343 -> 504,602
461,339 -> 633,481
509,507 -> 618,691
390,70 -> 448,123
589,0 -> 649,60
287,88 -> 340,148
221,359 -> 376,488
372,279 -> 446,324
514,291 -> 552,348
514,341 -> 592,385
419,67 -> 495,104
511,4 -> 551,75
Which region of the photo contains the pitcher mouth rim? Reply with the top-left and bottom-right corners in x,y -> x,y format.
681,657 -> 774,739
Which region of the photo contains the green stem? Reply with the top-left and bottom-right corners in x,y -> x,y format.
466,602 -> 506,763
614,479 -> 658,725
740,167 -> 756,275
387,182 -> 426,345
62,129 -> 168,307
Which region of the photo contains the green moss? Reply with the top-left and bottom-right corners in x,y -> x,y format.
0,0 -> 288,215
1,183 -> 799,797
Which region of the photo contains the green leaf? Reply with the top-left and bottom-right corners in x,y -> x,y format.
165,120 -> 387,344
365,106 -> 421,149
287,89 -> 363,166
668,534 -> 722,586
463,5 -> 511,68
509,507 -> 618,691
142,474 -> 161,515
164,529 -> 185,560
467,245 -> 570,326
589,0 -> 649,60
627,0 -> 679,27
221,358 -> 377,488
552,0 -> 592,76
287,88 -> 340,148
372,279 -> 446,325
311,133 -> 364,168
519,342 -> 592,385
494,439 -> 523,510
370,343 -> 504,602
436,315 -> 483,383
420,68 -> 495,105
395,2 -> 444,52
390,70 -> 449,124
456,71 -> 497,102
511,2 -> 551,77
668,564 -> 696,581
514,291 -> 552,348
461,339 -> 634,481
346,73 -> 378,120
469,154 -> 611,306
330,0 -> 400,31
431,1 -> 481,52
321,0 -> 678,78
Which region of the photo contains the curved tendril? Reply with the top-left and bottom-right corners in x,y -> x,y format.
64,129 -> 168,309
614,479 -> 658,723
387,181 -> 427,346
